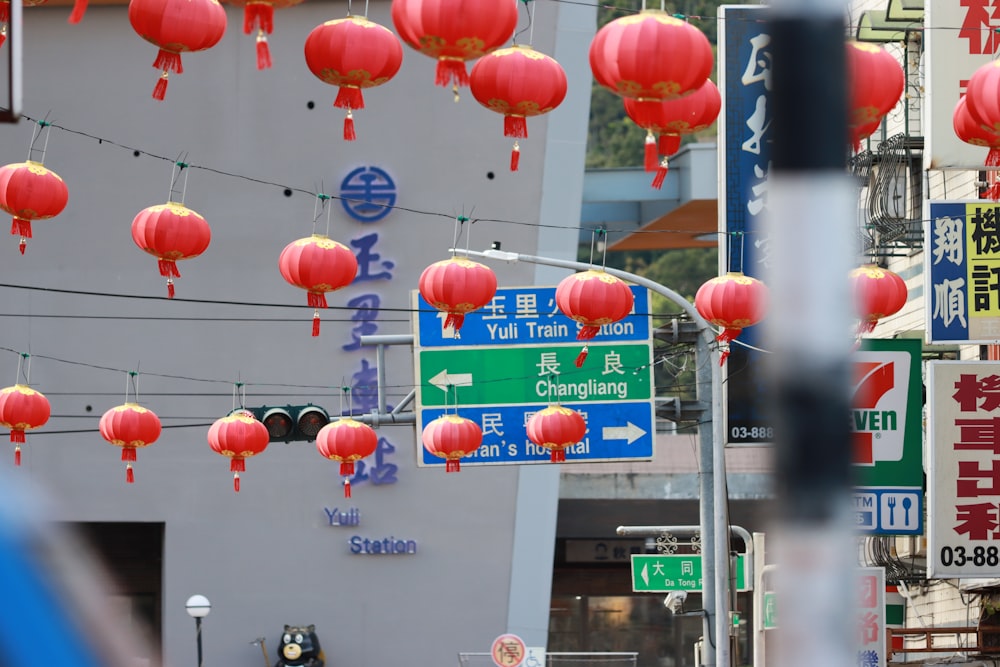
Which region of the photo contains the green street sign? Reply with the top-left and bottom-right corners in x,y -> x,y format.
763,591 -> 777,630
416,343 -> 653,407
630,554 -> 748,592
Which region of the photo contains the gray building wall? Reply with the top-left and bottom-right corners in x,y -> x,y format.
0,2 -> 593,665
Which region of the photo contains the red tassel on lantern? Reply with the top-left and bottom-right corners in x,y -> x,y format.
68,0 -> 87,23
651,157 -> 669,190
510,143 -> 520,172
343,478 -> 351,498
644,133 -> 657,172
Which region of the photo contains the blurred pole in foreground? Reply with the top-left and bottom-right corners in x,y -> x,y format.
764,2 -> 857,667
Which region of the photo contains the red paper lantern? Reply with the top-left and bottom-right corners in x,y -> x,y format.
419,256 -> 498,333
555,269 -> 634,357
99,403 -> 162,484
589,10 -> 712,102
470,44 -> 567,171
304,16 -> 404,141
131,202 -> 211,299
0,384 -> 50,466
128,0 -> 227,100
421,413 -> 482,472
954,95 -> 1000,200
316,417 -> 378,497
279,234 -> 358,337
849,265 -> 907,335
624,78 -> 720,188
226,0 -> 304,69
967,60 -> 1000,136
208,410 -> 270,492
0,160 -> 69,254
526,405 -> 585,463
694,272 -> 768,365
391,0 -> 517,97
846,41 -> 903,149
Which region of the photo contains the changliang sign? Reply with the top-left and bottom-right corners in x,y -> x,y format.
718,4 -> 773,446
928,361 -> 1000,578
927,200 -> 1000,343
852,339 -> 924,535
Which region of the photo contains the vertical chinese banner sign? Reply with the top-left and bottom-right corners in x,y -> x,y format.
718,4 -> 773,446
928,360 -> 1000,578
926,201 -> 1000,343
925,1 -> 1000,169
857,567 -> 886,667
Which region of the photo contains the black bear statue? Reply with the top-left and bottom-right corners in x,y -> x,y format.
275,624 -> 325,667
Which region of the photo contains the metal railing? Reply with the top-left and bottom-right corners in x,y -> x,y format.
887,626 -> 1000,660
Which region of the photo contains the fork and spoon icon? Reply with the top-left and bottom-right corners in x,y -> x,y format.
887,496 -> 913,526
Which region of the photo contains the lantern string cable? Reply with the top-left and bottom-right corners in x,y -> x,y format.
168,156 -> 189,204
513,0 -> 533,46
27,115 -> 52,164
15,351 -> 29,385
9,113 -> 764,243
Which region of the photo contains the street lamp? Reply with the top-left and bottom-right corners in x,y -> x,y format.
185,594 -> 211,667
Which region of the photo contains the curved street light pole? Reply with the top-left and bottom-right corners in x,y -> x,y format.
456,247 -> 731,667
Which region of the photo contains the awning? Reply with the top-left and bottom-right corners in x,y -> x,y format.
607,199 -> 719,252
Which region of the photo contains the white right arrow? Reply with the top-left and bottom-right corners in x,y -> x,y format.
602,422 -> 647,444
429,369 -> 473,392
641,563 -> 649,587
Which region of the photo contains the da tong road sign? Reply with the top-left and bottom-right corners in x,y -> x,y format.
413,285 -> 656,467
630,554 -> 749,592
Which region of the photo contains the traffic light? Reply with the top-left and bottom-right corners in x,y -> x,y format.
245,404 -> 330,443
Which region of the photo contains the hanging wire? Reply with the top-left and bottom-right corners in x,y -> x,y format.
27,115 -> 53,164
168,155 -> 190,204
514,0 -> 534,45
312,190 -> 332,236
14,352 -> 30,385
232,380 -> 246,412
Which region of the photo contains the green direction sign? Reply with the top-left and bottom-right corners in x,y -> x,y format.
417,343 -> 653,407
762,591 -> 777,630
630,554 -> 748,592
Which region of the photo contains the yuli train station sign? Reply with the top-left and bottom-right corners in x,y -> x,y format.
412,285 -> 656,467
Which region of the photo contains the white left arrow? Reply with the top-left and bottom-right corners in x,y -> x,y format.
602,422 -> 647,444
430,369 -> 473,392
641,563 -> 650,587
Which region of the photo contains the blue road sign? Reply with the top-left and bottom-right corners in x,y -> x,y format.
415,285 -> 651,348
413,285 -> 656,467
418,401 -> 654,466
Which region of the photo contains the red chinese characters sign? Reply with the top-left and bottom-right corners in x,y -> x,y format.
929,361 -> 1000,577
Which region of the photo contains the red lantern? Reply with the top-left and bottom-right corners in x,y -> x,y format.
0,384 -> 50,466
589,10 -> 712,102
846,41 -> 903,150
849,265 -> 907,335
694,272 -> 768,365
954,95 -> 1000,200
624,78 -> 720,188
316,418 -> 378,498
225,0 -> 304,69
279,234 -> 358,337
132,202 -> 212,298
419,256 -> 498,333
100,403 -> 162,484
208,410 -> 270,492
469,44 -> 567,171
391,0 -> 518,98
526,405 -> 585,463
304,16 -> 404,141
967,60 -> 1000,136
421,413 -> 482,472
0,160 -> 69,254
555,270 -> 634,366
128,0 -> 227,100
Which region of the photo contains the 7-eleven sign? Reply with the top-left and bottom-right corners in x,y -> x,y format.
852,351 -> 910,466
